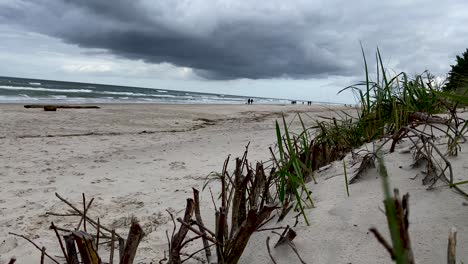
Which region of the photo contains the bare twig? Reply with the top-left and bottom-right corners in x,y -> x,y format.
55,193 -> 120,239
96,218 -> 100,252
46,212 -> 81,217
266,237 -> 278,264
190,220 -> 216,238
82,193 -> 87,232
166,209 -> 177,243
8,232 -> 59,264
257,226 -> 288,232
110,229 -> 116,264
180,244 -> 215,264
369,228 -> 395,259
41,246 -> 46,264
285,241 -> 306,264
50,222 -> 69,263
180,235 -> 203,249
177,219 -> 218,245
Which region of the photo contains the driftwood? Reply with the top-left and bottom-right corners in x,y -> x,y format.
73,231 -> 101,264
14,149 -> 300,264
168,199 -> 195,264
52,193 -> 122,239
64,235 -> 79,264
409,112 -> 448,124
24,104 -> 100,111
120,220 -> 145,264
192,188 -> 212,262
13,193 -> 148,264
165,147 -> 283,264
447,227 -> 457,264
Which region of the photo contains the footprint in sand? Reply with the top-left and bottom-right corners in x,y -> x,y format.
169,161 -> 186,170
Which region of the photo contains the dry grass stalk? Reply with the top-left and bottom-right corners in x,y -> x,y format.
369,189 -> 414,264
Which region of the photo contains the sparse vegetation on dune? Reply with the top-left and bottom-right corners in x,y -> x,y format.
8,48 -> 468,263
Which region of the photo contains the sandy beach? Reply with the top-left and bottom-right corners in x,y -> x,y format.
0,104 -> 467,263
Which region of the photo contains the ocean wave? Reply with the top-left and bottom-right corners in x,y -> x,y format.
98,91 -> 177,98
0,85 -> 93,93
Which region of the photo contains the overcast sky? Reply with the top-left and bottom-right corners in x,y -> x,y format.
1,0 -> 467,103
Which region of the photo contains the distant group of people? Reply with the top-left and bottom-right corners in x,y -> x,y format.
291,100 -> 313,105
247,98 -> 254,104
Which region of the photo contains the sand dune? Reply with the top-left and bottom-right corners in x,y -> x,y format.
0,104 -> 466,263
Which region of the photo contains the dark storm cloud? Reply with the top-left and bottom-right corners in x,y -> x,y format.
2,0 -> 468,79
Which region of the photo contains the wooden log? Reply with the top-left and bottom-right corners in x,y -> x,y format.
119,221 -> 145,264
44,105 -> 57,111
24,104 -> 100,110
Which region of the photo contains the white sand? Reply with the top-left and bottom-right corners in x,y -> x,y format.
0,104 -> 466,263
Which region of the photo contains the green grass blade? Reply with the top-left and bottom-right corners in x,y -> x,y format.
377,152 -> 404,264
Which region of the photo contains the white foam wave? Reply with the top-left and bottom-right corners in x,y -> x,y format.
99,91 -> 177,98
0,85 -> 93,93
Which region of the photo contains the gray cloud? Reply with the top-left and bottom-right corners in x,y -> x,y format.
1,0 -> 468,80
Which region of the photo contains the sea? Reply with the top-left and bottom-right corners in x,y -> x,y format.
0,76 -> 290,105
